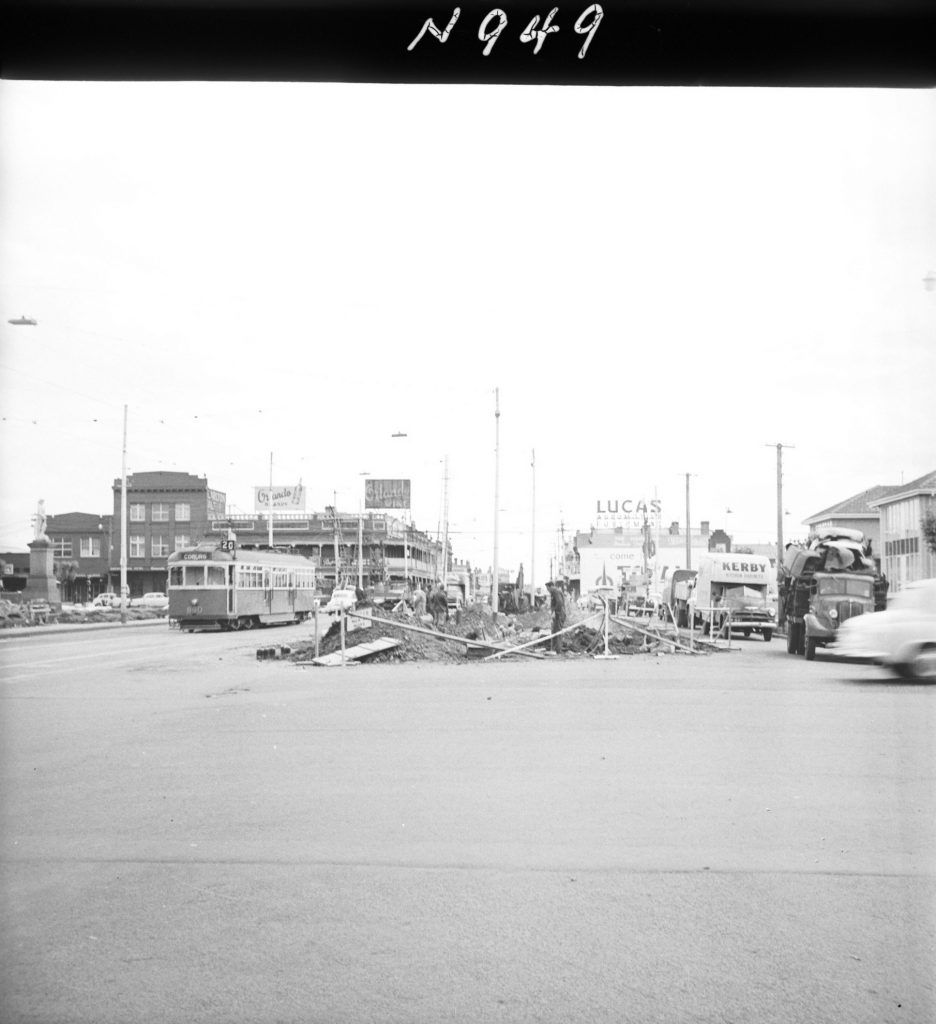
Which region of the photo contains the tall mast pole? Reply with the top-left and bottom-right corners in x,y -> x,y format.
767,442 -> 794,622
492,388 -> 500,614
268,452 -> 274,547
530,448 -> 536,610
120,404 -> 128,624
685,472 -> 691,570
441,454 -> 449,585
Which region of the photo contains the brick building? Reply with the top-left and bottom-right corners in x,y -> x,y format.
113,472 -> 226,597
43,512 -> 114,602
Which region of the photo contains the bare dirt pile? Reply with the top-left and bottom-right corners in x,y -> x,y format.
290,607 -> 476,664
287,601 -> 672,665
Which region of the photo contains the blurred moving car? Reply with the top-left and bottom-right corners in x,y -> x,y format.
833,577 -> 936,681
324,588 -> 357,613
130,592 -> 169,612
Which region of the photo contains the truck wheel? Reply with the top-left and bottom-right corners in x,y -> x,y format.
805,637 -> 817,661
743,628 -> 751,638
763,630 -> 772,643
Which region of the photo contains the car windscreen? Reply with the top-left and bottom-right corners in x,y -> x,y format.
721,585 -> 767,606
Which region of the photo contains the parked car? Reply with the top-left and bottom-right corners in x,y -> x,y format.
90,593 -> 121,609
833,578 -> 936,681
130,592 -> 169,613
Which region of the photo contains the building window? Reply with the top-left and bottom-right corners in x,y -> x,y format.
152,536 -> 169,558
174,535 -> 191,551
80,537 -> 101,558
175,503 -> 191,522
130,504 -> 146,522
129,535 -> 146,558
53,538 -> 73,557
152,503 -> 170,522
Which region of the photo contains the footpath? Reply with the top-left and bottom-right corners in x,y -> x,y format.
1,618 -> 169,640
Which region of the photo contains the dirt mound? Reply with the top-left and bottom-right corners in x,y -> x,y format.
290,607 -> 473,664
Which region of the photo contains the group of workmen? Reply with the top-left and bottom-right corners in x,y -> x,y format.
399,577 -> 570,654
403,580 -> 450,628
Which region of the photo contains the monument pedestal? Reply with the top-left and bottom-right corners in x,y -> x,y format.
23,536 -> 60,606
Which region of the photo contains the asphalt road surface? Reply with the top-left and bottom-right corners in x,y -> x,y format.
1,623 -> 934,1024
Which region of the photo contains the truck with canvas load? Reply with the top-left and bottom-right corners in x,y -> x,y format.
780,528 -> 878,660
688,554 -> 777,641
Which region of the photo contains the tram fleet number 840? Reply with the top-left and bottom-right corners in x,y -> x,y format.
167,543 -> 318,632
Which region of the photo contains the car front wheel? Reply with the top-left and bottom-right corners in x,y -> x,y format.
908,644 -> 936,681
805,637 -> 817,661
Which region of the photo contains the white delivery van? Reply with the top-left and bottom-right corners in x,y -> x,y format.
688,554 -> 776,641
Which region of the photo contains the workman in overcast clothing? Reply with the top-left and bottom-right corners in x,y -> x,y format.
412,582 -> 427,618
546,581 -> 566,654
429,583 -> 448,628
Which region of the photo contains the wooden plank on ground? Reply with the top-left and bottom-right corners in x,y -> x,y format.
302,636 -> 401,667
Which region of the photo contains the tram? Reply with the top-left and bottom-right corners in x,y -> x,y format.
167,543 -> 318,631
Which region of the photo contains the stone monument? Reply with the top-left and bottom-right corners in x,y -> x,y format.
23,499 -> 61,607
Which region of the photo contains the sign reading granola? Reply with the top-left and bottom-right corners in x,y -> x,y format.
365,479 -> 411,510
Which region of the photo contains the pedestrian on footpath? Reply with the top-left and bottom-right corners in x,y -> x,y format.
546,580 -> 566,654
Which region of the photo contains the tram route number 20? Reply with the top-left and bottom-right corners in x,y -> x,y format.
408,5 -> 604,59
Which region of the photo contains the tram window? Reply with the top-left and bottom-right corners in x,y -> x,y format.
207,566 -> 225,586
185,566 -> 204,586
238,566 -> 262,588
169,567 -> 183,586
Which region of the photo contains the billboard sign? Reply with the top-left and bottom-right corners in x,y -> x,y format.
254,484 -> 306,512
594,497 -> 662,530
578,546 -> 645,591
365,478 -> 411,510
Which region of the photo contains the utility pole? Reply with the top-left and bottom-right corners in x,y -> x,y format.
333,492 -> 341,587
530,449 -> 536,610
766,442 -> 794,624
268,452 -> 274,548
120,404 -> 128,625
441,454 -> 449,584
681,472 -> 696,570
492,388 -> 500,614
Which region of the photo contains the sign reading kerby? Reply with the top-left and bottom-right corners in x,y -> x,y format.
365,479 -> 411,510
254,485 -> 306,512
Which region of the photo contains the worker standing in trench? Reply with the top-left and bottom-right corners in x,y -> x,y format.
546,580 -> 566,654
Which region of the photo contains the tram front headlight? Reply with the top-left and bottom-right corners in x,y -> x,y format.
190,598 -> 199,606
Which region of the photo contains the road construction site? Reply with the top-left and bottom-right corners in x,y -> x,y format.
288,600 -> 730,668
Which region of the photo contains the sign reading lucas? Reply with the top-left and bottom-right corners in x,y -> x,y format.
595,497 -> 661,529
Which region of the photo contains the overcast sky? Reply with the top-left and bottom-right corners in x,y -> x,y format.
1,82 -> 934,579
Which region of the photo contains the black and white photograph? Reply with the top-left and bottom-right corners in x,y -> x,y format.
1,3 -> 935,1022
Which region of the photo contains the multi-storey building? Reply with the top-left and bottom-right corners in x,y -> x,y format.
206,510 -> 444,591
112,471 -> 226,596
43,512 -> 114,602
869,470 -> 936,590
